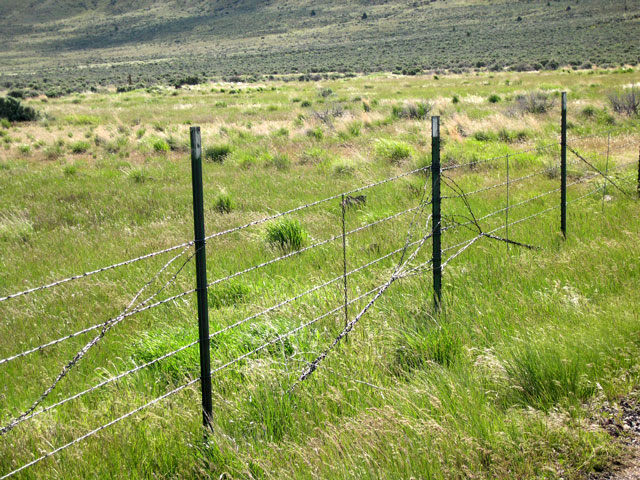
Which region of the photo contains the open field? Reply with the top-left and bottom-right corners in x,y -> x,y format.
1,68 -> 640,478
1,0 -> 640,95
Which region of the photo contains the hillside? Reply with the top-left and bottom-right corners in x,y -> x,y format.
1,0 -> 640,93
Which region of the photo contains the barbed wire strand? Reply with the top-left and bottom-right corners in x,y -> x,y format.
0,245 -> 194,436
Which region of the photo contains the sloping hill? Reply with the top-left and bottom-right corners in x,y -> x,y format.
1,0 -> 639,92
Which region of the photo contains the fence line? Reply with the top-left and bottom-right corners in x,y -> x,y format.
3,235 -> 431,431
2,95 -> 639,478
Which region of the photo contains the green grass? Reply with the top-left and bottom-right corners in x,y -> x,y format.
0,69 -> 639,479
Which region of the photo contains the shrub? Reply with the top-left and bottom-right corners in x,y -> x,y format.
214,192 -> 233,214
488,94 -> 501,103
452,95 -> 460,104
318,87 -> 333,98
0,97 -> 38,122
375,139 -> 412,163
581,105 -> 597,118
204,144 -> 232,162
135,127 -> 146,139
63,164 -> 77,176
273,127 -> 289,137
0,118 -> 10,129
265,218 -> 308,252
608,88 -> 639,116
70,141 -> 90,153
344,121 -> 361,138
514,92 -> 556,114
300,100 -> 312,108
498,128 -> 528,143
392,101 -> 432,120
18,145 -> 30,155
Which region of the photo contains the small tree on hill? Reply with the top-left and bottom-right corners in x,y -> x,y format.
0,97 -> 38,122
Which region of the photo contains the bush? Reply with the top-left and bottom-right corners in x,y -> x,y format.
204,145 -> 232,162
608,88 -> 639,116
581,105 -> 597,118
214,192 -> 233,214
488,94 -> 501,103
265,218 -> 308,252
392,101 -> 432,120
0,97 -> 38,122
70,141 -> 90,153
375,139 -> 412,163
300,100 -> 312,108
152,138 -> 170,153
1,118 -> 10,129
514,92 -> 555,114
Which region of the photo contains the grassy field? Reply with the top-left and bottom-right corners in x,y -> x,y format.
1,68 -> 640,479
1,0 -> 640,95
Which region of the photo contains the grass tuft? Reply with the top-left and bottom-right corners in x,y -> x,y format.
265,218 -> 308,252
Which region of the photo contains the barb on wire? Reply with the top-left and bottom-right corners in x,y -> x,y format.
567,146 -> 633,196
0,245 -> 195,436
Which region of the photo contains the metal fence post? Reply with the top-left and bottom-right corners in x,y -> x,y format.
190,126 -> 213,430
431,116 -> 442,310
561,92 -> 567,238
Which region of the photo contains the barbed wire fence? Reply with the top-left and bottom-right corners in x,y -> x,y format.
1,93 -> 639,478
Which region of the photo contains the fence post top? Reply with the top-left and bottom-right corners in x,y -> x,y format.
431,116 -> 440,137
562,92 -> 567,107
190,127 -> 202,158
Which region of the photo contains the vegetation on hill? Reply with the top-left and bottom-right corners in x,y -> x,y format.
0,0 -> 639,94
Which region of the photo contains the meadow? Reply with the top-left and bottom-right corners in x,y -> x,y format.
1,67 -> 640,479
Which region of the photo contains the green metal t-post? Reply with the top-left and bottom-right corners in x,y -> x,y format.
561,92 -> 567,238
431,116 -> 442,310
190,126 -> 213,430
